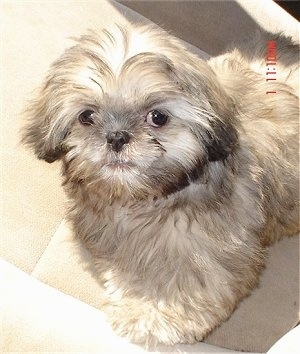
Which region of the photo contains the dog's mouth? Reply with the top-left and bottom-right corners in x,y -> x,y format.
105,159 -> 136,171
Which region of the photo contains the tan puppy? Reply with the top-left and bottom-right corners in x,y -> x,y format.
23,24 -> 299,346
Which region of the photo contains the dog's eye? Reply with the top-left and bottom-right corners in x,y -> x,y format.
79,110 -> 95,125
146,110 -> 168,127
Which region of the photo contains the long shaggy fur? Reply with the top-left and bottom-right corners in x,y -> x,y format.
22,23 -> 299,346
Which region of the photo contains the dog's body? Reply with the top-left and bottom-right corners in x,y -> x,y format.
23,24 -> 299,346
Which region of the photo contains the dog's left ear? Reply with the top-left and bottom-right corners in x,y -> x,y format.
22,84 -> 71,163
204,115 -> 239,162
202,80 -> 239,162
172,58 -> 239,162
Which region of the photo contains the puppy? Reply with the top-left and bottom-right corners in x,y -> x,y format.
22,24 -> 299,346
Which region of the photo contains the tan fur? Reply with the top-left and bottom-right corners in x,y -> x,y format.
22,24 -> 299,347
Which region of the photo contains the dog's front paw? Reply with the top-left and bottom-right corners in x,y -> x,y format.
100,297 -> 207,347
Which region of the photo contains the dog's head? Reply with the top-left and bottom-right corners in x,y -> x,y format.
23,24 -> 238,199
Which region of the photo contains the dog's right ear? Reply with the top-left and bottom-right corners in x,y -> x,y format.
22,84 -> 71,163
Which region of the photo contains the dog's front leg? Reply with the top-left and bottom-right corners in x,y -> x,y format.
99,290 -> 213,348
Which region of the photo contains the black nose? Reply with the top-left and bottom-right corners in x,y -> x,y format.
106,131 -> 131,152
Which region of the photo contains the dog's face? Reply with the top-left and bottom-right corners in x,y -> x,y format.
23,25 -> 238,200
